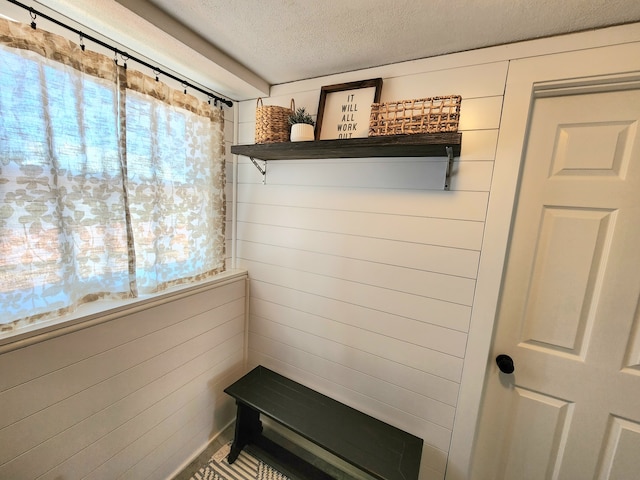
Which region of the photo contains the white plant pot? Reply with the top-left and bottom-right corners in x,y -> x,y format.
290,123 -> 315,142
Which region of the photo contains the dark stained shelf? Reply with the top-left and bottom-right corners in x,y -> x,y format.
231,132 -> 461,160
231,132 -> 462,189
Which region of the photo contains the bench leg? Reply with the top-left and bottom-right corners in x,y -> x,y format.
228,402 -> 263,464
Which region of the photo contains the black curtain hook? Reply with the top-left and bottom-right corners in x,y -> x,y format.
79,33 -> 85,51
29,8 -> 37,29
153,69 -> 160,82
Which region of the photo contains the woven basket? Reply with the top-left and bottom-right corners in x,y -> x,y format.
255,98 -> 294,143
369,95 -> 461,136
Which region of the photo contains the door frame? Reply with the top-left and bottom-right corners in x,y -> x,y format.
446,41 -> 640,480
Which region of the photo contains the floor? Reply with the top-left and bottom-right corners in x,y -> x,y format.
171,421 -> 368,480
171,424 -> 235,480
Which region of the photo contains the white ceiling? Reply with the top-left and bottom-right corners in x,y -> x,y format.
124,0 -> 640,88
6,1 -> 640,102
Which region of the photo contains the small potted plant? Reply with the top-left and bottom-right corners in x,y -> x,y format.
288,107 -> 315,142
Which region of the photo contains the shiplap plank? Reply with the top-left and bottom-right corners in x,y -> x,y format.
249,331 -> 455,434
0,301 -> 244,466
251,282 -> 468,355
135,392 -> 236,480
458,129 -> 498,161
249,320 -> 456,428
250,297 -> 464,382
248,288 -> 459,405
224,119 -> 234,141
238,240 -> 476,306
143,383 -> 238,480
237,203 -> 484,250
251,280 -> 468,355
257,265 -> 466,337
247,354 -> 449,476
237,223 -> 480,279
141,395 -> 236,480
236,183 -> 489,222
379,62 -> 508,102
2,328 -> 243,480
80,360 -> 241,480
41,352 -> 241,480
249,308 -> 462,386
0,295 -> 244,430
247,263 -> 472,333
458,96 -> 503,130
449,160 -> 493,191
237,120 -> 255,144
0,279 -> 245,392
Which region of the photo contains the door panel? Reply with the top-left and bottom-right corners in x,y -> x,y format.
551,121 -> 635,177
502,387 -> 573,480
624,299 -> 640,370
477,85 -> 640,479
597,416 -> 640,479
521,207 -> 612,355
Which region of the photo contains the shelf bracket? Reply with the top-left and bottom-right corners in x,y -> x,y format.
444,146 -> 454,191
249,157 -> 267,184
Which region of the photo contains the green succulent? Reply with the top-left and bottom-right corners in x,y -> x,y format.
288,107 -> 315,126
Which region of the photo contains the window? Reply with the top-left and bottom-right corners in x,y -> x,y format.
0,19 -> 226,334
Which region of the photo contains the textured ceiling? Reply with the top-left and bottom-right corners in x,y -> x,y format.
5,1 -> 640,101
139,0 -> 640,86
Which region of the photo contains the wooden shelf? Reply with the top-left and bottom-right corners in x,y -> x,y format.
231,132 -> 462,189
231,132 -> 461,160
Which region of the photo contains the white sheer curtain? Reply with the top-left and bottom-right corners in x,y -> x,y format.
0,19 -> 226,333
125,71 -> 226,293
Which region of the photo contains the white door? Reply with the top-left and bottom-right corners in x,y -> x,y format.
473,79 -> 640,478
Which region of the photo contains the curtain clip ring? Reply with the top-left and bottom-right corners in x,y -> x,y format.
29,8 -> 37,29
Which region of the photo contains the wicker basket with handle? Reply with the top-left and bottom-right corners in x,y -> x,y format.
255,98 -> 295,143
369,95 -> 461,136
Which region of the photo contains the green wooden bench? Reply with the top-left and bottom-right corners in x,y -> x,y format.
224,365 -> 423,480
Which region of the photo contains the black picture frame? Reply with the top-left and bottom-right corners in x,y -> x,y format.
315,78 -> 383,140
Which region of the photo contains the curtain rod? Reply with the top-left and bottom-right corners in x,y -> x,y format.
6,0 -> 234,108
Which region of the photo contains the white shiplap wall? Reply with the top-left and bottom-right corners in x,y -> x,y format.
0,106 -> 245,480
235,61 -> 507,479
0,274 -> 246,480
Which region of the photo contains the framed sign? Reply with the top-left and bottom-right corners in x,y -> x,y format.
315,78 -> 383,140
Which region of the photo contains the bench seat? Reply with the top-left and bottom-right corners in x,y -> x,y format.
224,365 -> 423,480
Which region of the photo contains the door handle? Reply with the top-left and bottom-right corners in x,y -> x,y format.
496,354 -> 515,374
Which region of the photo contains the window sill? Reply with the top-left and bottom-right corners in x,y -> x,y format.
0,269 -> 248,354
